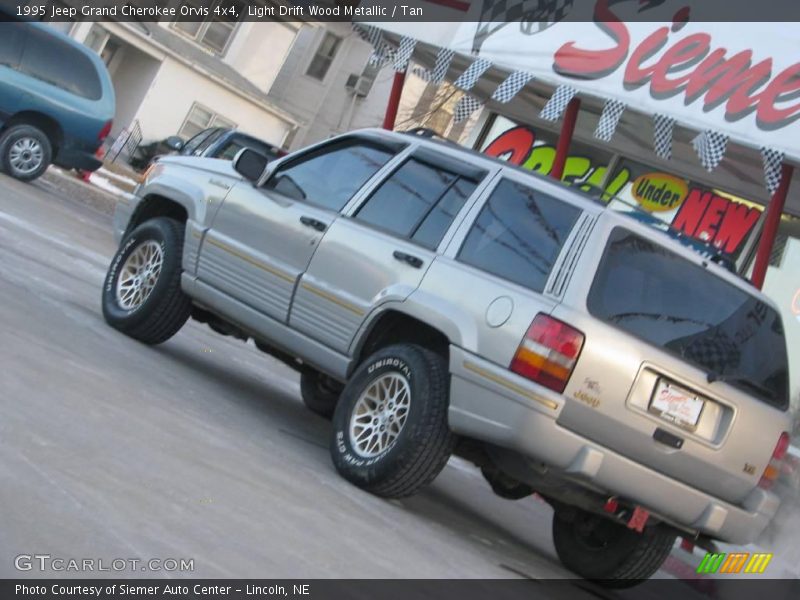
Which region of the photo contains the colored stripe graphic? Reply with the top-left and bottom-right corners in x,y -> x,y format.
697,552 -> 773,575
720,553 -> 749,574
744,553 -> 773,574
697,553 -> 726,574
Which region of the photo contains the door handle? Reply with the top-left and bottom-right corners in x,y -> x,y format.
299,216 -> 327,232
392,250 -> 424,269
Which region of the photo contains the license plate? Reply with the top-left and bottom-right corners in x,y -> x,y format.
650,380 -> 704,430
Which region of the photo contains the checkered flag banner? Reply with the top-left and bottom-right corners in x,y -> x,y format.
692,130 -> 729,171
539,84 -> 578,121
761,147 -> 785,195
454,94 -> 483,123
352,23 -> 393,68
653,114 -> 676,160
491,71 -> 534,103
453,58 -> 493,92
412,48 -> 455,84
593,99 -> 626,142
393,37 -> 416,72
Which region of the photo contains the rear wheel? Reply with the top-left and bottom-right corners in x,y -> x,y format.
102,217 -> 192,344
0,124 -> 52,182
552,508 -> 675,587
300,369 -> 342,419
330,344 -> 455,498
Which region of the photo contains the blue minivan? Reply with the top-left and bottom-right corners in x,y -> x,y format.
0,19 -> 115,181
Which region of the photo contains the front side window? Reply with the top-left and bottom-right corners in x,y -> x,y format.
264,141 -> 394,212
458,179 -> 580,293
19,28 -> 102,99
355,158 -> 477,249
306,32 -> 341,80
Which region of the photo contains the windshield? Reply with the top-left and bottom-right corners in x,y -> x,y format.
588,228 -> 789,409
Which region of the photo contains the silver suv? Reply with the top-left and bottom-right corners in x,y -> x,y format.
103,129 -> 792,586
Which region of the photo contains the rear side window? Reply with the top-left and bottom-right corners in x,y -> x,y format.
19,28 -> 102,100
0,23 -> 26,69
354,158 -> 477,249
265,140 -> 394,212
458,179 -> 580,292
588,228 -> 789,408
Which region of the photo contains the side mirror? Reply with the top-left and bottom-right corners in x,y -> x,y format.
164,136 -> 184,151
233,148 -> 269,183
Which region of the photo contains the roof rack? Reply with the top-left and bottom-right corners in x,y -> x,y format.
402,127 -> 441,138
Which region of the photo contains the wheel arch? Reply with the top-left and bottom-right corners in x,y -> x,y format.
2,111 -> 64,155
124,193 -> 190,238
349,305 -> 461,377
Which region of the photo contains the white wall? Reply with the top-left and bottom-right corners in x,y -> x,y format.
107,45 -> 161,139
266,23 -> 393,150
131,57 -> 294,146
224,21 -> 299,94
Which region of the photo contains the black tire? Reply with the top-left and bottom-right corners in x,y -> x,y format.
0,124 -> 53,182
330,344 -> 455,498
300,369 -> 342,419
552,508 -> 676,588
102,217 -> 192,344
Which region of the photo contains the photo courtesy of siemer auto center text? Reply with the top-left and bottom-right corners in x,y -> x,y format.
0,0 -> 799,598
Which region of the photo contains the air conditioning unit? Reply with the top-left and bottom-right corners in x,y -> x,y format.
345,73 -> 374,98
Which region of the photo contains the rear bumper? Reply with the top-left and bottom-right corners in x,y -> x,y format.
447,346 -> 779,545
54,148 -> 102,172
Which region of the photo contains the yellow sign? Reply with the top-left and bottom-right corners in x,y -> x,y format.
632,173 -> 689,212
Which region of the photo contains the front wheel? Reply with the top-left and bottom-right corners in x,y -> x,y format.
102,217 -> 192,344
330,344 -> 455,498
552,508 -> 676,587
0,124 -> 52,182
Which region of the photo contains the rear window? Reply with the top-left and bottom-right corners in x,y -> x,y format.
588,228 -> 789,409
458,179 -> 580,293
20,28 -> 102,100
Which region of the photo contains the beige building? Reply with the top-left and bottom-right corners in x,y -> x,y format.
46,2 -> 396,152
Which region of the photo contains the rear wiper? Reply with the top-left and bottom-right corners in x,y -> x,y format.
706,373 -> 774,399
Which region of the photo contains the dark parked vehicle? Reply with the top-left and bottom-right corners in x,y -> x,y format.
0,19 -> 115,181
129,127 -> 284,171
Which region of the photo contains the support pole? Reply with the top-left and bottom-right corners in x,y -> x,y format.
751,163 -> 793,289
382,70 -> 407,131
550,98 -> 581,181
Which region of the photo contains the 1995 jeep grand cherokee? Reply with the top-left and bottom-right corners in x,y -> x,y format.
103,128 -> 791,586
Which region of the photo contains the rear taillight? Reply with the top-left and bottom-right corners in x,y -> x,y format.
510,314 -> 584,393
98,120 -> 113,143
759,431 -> 790,489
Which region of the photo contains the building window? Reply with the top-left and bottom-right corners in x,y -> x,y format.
305,32 -> 341,81
179,103 -> 236,140
173,0 -> 244,54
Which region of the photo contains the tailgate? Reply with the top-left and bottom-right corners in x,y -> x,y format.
555,310 -> 789,505
553,227 -> 791,505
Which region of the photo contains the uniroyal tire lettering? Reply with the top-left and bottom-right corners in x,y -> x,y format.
367,357 -> 411,379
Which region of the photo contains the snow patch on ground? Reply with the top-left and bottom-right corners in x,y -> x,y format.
88,173 -> 135,200
97,166 -> 138,187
